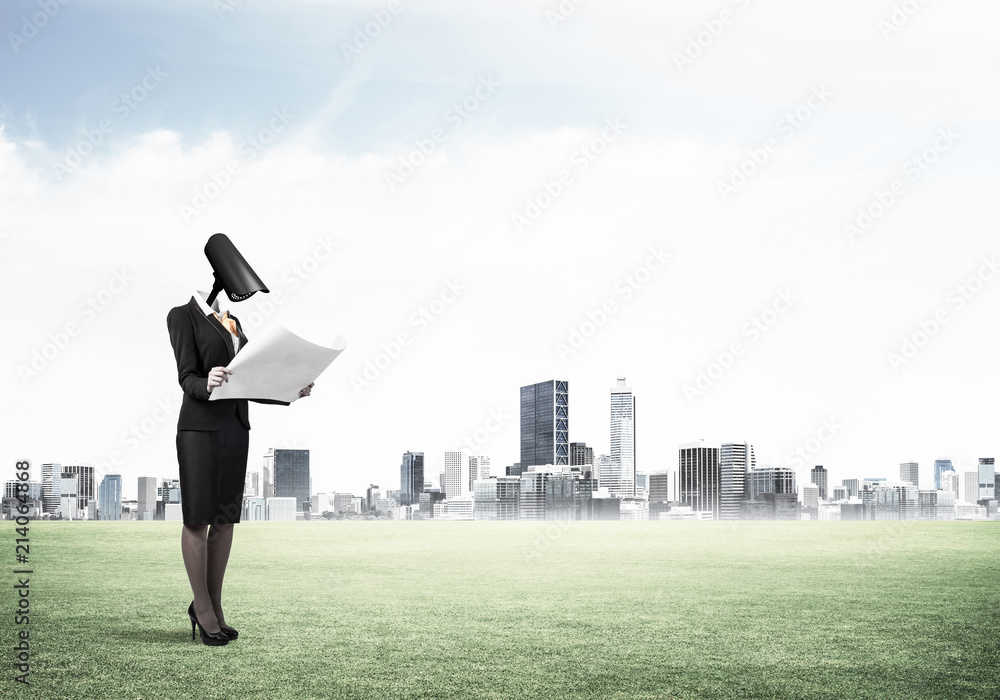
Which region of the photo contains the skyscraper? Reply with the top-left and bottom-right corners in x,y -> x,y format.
570,442 -> 594,467
720,442 -> 755,520
273,448 -> 310,512
400,451 -> 424,506
978,458 -> 995,502
98,474 -> 122,521
899,462 -> 919,487
60,463 -> 95,512
810,465 -> 828,500
469,455 -> 491,491
678,441 -> 720,518
137,476 -> 157,520
842,478 -> 859,499
444,451 -> 469,499
609,376 -> 636,497
520,380 -> 569,467
41,462 -> 61,514
933,459 -> 953,490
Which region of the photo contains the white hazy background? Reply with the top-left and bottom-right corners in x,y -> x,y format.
2,0 -> 999,498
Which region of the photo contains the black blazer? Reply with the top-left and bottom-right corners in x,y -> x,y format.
166,296 -> 286,431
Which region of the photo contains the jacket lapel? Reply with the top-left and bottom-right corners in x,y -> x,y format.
189,297 -> 236,362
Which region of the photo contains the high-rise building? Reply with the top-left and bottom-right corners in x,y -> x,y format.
41,463 -> 62,514
802,483 -> 819,508
444,451 -> 469,499
59,475 -> 78,519
137,476 -> 157,519
899,462 -> 919,487
748,466 -> 797,499
810,465 -> 828,500
933,459 -> 953,490
720,442 -> 755,520
98,474 -> 122,521
273,449 -> 310,512
978,458 -> 995,502
469,455 -> 491,491
961,471 -> 979,504
400,451 -> 424,506
678,441 -> 720,518
262,449 -> 274,499
609,376 -> 636,497
520,380 -> 569,467
842,478 -> 859,499
519,470 -> 550,520
473,477 -> 521,520
60,464 -> 94,512
940,470 -> 959,499
570,442 -> 594,467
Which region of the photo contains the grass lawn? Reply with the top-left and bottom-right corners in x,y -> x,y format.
3,520 -> 998,699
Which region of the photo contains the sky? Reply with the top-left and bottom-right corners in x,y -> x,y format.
2,0 -> 999,500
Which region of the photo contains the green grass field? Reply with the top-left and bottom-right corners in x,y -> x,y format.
3,520 -> 998,699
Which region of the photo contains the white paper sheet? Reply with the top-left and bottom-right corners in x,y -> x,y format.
208,323 -> 346,403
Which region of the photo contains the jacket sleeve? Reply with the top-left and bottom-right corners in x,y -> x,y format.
167,307 -> 211,402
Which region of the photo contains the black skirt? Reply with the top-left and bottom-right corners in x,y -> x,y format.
176,413 -> 249,526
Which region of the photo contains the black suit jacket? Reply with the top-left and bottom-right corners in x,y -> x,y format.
166,296 -> 286,431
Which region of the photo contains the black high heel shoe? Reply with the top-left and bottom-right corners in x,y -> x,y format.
188,602 -> 229,646
219,623 -> 239,641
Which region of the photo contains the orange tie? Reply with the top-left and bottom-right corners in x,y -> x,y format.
214,311 -> 239,338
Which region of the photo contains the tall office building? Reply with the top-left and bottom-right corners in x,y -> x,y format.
678,441 -> 720,518
978,458 -> 995,502
570,442 -> 594,467
960,471 -> 979,504
59,474 -> 78,519
262,449 -> 275,499
899,462 -> 919,487
41,463 -> 62,514
273,448 -> 310,512
802,484 -> 819,508
137,476 -> 158,519
842,478 -> 860,499
60,464 -> 94,512
720,442 -> 755,520
518,469 -> 549,520
98,474 -> 122,521
469,455 -> 491,490
810,465 -> 828,500
444,451 -> 469,499
748,466 -> 797,499
933,459 -> 953,491
608,376 -> 636,497
400,451 -> 424,506
520,379 -> 569,467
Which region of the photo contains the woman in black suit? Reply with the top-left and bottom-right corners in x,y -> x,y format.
166,234 -> 313,646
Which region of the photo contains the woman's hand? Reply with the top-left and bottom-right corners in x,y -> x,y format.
298,382 -> 315,398
207,366 -> 233,394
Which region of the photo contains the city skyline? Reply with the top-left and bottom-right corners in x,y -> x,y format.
3,1 -> 999,502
